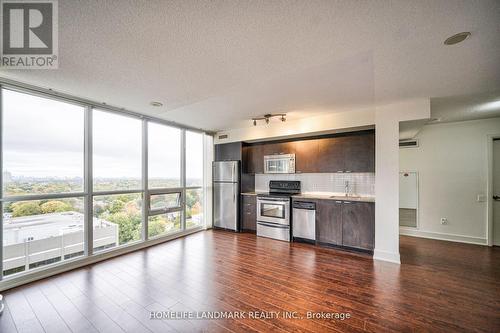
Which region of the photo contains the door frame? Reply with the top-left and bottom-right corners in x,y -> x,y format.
486,134 -> 500,246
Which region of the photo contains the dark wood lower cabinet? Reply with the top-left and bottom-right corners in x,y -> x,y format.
315,200 -> 342,245
241,195 -> 256,232
313,199 -> 374,252
341,201 -> 375,251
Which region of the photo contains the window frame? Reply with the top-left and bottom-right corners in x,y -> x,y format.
148,189 -> 183,215
0,81 -> 209,283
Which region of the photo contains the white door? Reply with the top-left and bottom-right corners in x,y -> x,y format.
399,171 -> 418,228
400,172 -> 418,209
493,140 -> 500,246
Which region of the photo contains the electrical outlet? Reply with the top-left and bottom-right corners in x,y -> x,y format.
440,217 -> 448,225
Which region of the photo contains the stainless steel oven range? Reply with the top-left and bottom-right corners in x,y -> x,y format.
256,180 -> 301,242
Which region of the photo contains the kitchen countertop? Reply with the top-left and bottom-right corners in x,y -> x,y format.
291,193 -> 375,203
240,191 -> 375,202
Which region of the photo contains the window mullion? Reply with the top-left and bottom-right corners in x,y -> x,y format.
84,106 -> 93,257
181,129 -> 186,231
142,120 -> 149,241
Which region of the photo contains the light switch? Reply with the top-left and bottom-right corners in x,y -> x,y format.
477,194 -> 486,202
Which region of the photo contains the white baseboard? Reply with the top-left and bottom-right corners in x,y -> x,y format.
373,249 -> 401,264
399,228 -> 487,245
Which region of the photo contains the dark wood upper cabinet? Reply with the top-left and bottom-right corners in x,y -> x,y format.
215,142 -> 242,161
244,144 -> 264,174
241,130 -> 375,174
315,199 -> 343,245
295,139 -> 319,173
262,141 -> 296,156
342,132 -> 375,173
317,132 -> 375,173
341,201 -> 375,251
317,137 -> 345,173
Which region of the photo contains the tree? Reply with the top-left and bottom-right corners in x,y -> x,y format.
12,201 -> 41,217
108,200 -> 125,214
106,211 -> 141,245
148,216 -> 167,238
191,202 -> 201,216
4,202 -> 13,213
40,201 -> 72,214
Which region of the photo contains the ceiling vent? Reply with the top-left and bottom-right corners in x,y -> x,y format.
399,139 -> 419,148
218,134 -> 229,140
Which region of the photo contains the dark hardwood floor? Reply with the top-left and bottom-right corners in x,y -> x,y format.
1,231 -> 499,332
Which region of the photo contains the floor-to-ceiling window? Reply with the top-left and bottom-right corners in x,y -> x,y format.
1,89 -> 86,276
185,131 -> 204,228
147,122 -> 183,238
92,110 -> 143,252
0,85 -> 208,282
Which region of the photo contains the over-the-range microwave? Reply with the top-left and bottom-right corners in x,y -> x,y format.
264,154 -> 295,174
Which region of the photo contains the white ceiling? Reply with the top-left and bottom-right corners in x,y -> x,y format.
399,90 -> 500,140
431,90 -> 500,123
1,0 -> 499,132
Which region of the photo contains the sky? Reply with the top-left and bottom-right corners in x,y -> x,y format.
2,89 -> 204,179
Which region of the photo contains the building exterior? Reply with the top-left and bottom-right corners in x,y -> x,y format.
2,212 -> 118,276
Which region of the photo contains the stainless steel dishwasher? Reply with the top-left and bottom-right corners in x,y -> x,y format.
292,201 -> 316,242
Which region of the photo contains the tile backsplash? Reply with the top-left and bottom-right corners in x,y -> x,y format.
255,173 -> 375,196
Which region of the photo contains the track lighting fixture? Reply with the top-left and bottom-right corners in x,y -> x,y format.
252,113 -> 287,126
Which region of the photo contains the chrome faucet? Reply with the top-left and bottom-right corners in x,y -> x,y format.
344,180 -> 350,197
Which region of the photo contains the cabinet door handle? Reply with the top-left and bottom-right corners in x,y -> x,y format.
335,201 -> 343,204
343,201 -> 351,204
345,170 -> 351,173
337,170 -> 343,173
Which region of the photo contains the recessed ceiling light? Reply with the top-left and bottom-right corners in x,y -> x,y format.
444,32 -> 471,45
150,101 -> 163,107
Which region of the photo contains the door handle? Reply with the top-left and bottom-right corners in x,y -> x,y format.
494,195 -> 500,201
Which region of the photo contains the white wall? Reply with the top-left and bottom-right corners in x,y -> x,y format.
400,118 -> 500,245
374,99 -> 431,264
215,108 -> 375,143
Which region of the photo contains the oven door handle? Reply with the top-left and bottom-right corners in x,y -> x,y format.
257,222 -> 289,229
258,198 -> 289,203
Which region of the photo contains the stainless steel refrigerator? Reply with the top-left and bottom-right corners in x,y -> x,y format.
213,161 -> 240,231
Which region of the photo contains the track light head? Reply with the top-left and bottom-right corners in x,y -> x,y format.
253,119 -> 257,126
